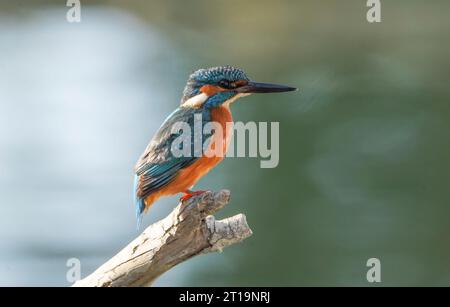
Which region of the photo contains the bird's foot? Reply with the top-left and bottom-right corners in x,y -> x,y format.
180,190 -> 207,203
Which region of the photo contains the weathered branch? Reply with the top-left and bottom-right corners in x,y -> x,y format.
72,190 -> 252,287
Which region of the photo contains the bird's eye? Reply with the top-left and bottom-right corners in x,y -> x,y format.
218,80 -> 235,89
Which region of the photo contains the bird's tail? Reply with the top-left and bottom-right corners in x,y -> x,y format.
134,175 -> 146,230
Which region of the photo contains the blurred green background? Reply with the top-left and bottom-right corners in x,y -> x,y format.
1,0 -> 449,286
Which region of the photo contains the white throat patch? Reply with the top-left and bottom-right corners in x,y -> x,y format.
222,93 -> 251,107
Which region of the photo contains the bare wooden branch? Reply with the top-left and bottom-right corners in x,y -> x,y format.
72,190 -> 252,287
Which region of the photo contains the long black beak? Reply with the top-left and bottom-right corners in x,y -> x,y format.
237,81 -> 297,94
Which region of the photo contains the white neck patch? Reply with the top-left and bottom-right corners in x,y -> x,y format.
181,93 -> 208,108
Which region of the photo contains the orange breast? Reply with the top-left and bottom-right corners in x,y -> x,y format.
145,105 -> 233,207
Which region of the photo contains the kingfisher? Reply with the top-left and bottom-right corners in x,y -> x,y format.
134,66 -> 296,225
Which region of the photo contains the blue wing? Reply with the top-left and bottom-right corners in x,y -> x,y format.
134,106 -> 212,224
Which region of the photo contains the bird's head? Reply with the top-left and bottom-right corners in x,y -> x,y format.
180,66 -> 296,109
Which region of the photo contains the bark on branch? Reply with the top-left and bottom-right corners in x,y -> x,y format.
72,190 -> 252,287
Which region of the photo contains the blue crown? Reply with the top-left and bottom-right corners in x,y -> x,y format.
181,66 -> 249,103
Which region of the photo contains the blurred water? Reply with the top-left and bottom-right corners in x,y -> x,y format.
1,1 -> 450,286
0,7 -> 192,286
